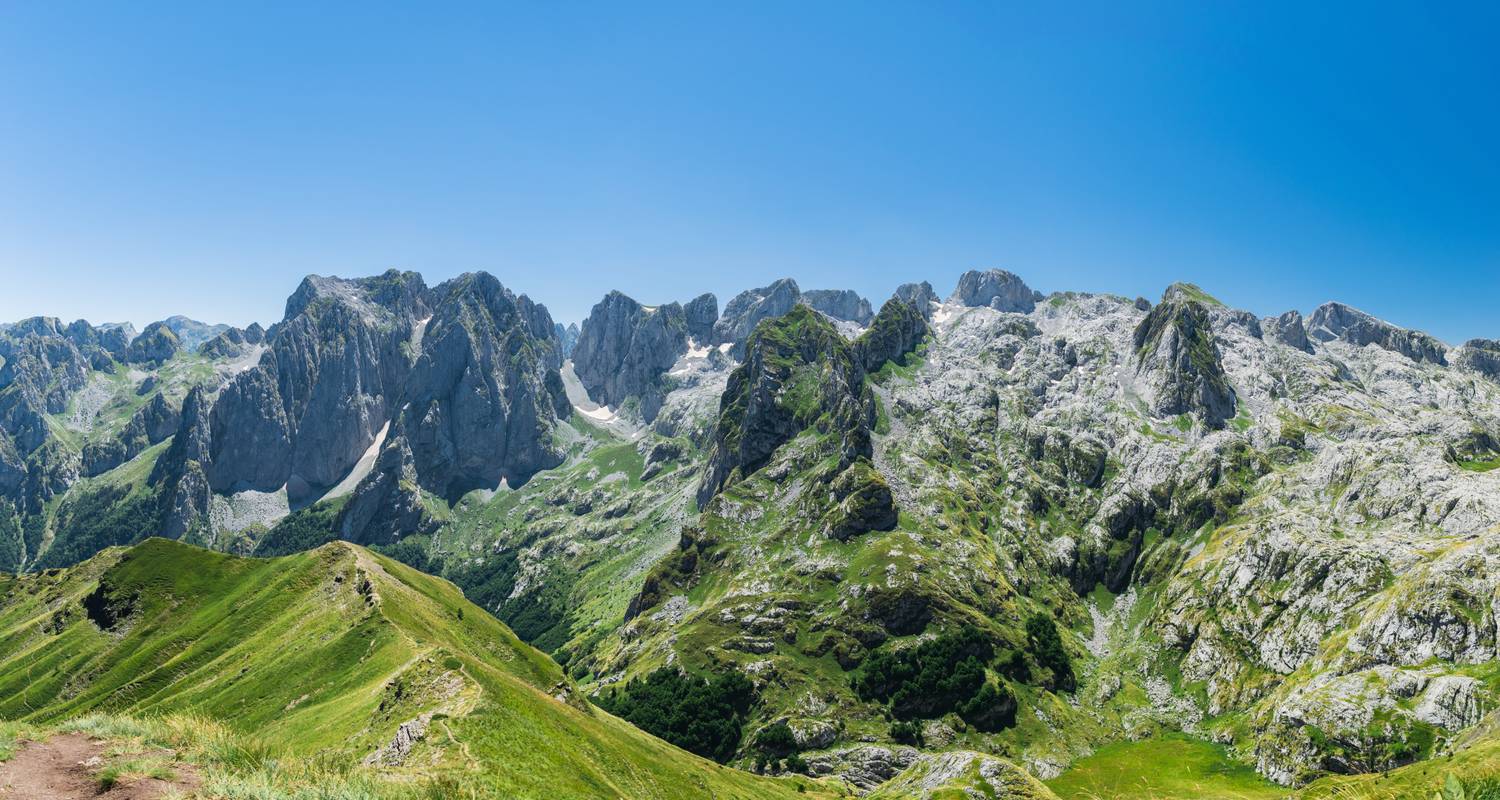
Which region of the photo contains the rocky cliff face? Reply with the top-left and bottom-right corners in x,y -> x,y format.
697,304 -> 873,507
1262,309 -> 1312,351
803,289 -> 874,325
1307,301 -> 1448,364
205,270 -> 426,497
856,298 -> 930,373
893,281 -> 938,320
713,278 -> 802,354
125,321 -> 182,366
153,386 -> 215,540
684,292 -> 719,342
390,272 -> 567,502
1131,284 -> 1238,428
572,291 -> 690,422
949,269 -> 1042,312
1457,339 -> 1500,381
7,267 -> 1500,794
554,322 -> 581,358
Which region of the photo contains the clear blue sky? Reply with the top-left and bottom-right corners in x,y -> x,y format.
1,2 -> 1496,343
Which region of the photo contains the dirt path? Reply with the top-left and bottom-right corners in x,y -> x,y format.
0,734 -> 192,799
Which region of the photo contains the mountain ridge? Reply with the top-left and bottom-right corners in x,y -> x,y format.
3,266 -> 1499,796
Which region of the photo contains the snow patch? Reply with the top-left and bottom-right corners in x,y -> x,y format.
326,421 -> 391,499
578,405 -> 618,422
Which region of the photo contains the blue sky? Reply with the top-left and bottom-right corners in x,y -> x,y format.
1,2 -> 1496,343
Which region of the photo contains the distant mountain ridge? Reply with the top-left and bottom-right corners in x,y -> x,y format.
4,265 -> 1500,795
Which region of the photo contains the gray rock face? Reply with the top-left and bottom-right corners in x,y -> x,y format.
713,278 -> 801,354
97,324 -> 135,357
0,332 -> 90,453
1263,310 -> 1312,352
206,272 -> 422,497
395,272 -> 567,501
1132,289 -> 1237,428
947,269 -> 1041,313
124,321 -> 181,366
1457,339 -> 1500,381
804,745 -> 920,790
198,327 -> 252,359
81,393 -> 181,476
338,423 -> 430,544
1307,302 -> 1447,364
802,289 -> 874,325
698,305 -> 873,507
572,291 -> 689,422
856,299 -> 930,373
683,293 -> 718,342
553,322 -> 580,358
152,387 -> 214,540
892,282 -> 938,320
242,322 -> 266,345
162,316 -> 230,351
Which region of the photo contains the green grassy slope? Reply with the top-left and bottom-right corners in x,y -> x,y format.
1044,735 -> 1288,800
0,538 -> 832,799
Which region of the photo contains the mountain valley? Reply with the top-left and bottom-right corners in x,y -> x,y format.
4,268 -> 1500,799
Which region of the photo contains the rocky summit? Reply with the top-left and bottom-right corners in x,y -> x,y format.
3,266 -> 1500,798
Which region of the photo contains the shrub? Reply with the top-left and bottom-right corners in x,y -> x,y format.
784,752 -> 809,775
1026,613 -> 1074,692
597,667 -> 756,763
853,625 -> 992,719
958,682 -> 1017,732
889,720 -> 924,746
754,721 -> 798,758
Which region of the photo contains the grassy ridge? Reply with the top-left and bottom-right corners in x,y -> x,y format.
0,538 -> 832,799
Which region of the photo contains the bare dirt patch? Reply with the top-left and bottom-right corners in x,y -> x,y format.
0,734 -> 197,799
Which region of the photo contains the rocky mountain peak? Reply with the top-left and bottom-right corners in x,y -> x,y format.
1132,287 -> 1237,428
572,290 -> 690,422
391,271 -> 566,501
284,269 -> 430,325
892,281 -> 938,319
856,298 -> 930,373
948,269 -> 1043,312
1457,338 -> 1500,381
802,289 -> 874,326
697,303 -> 874,508
554,322 -> 580,357
161,315 -> 230,351
1307,301 -> 1448,364
1262,309 -> 1312,351
202,271 -> 430,497
713,278 -> 801,354
124,321 -> 181,366
683,292 -> 719,342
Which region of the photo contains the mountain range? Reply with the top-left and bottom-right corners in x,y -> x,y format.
3,267 -> 1500,799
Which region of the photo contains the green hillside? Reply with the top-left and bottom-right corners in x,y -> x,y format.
0,538 -> 832,799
